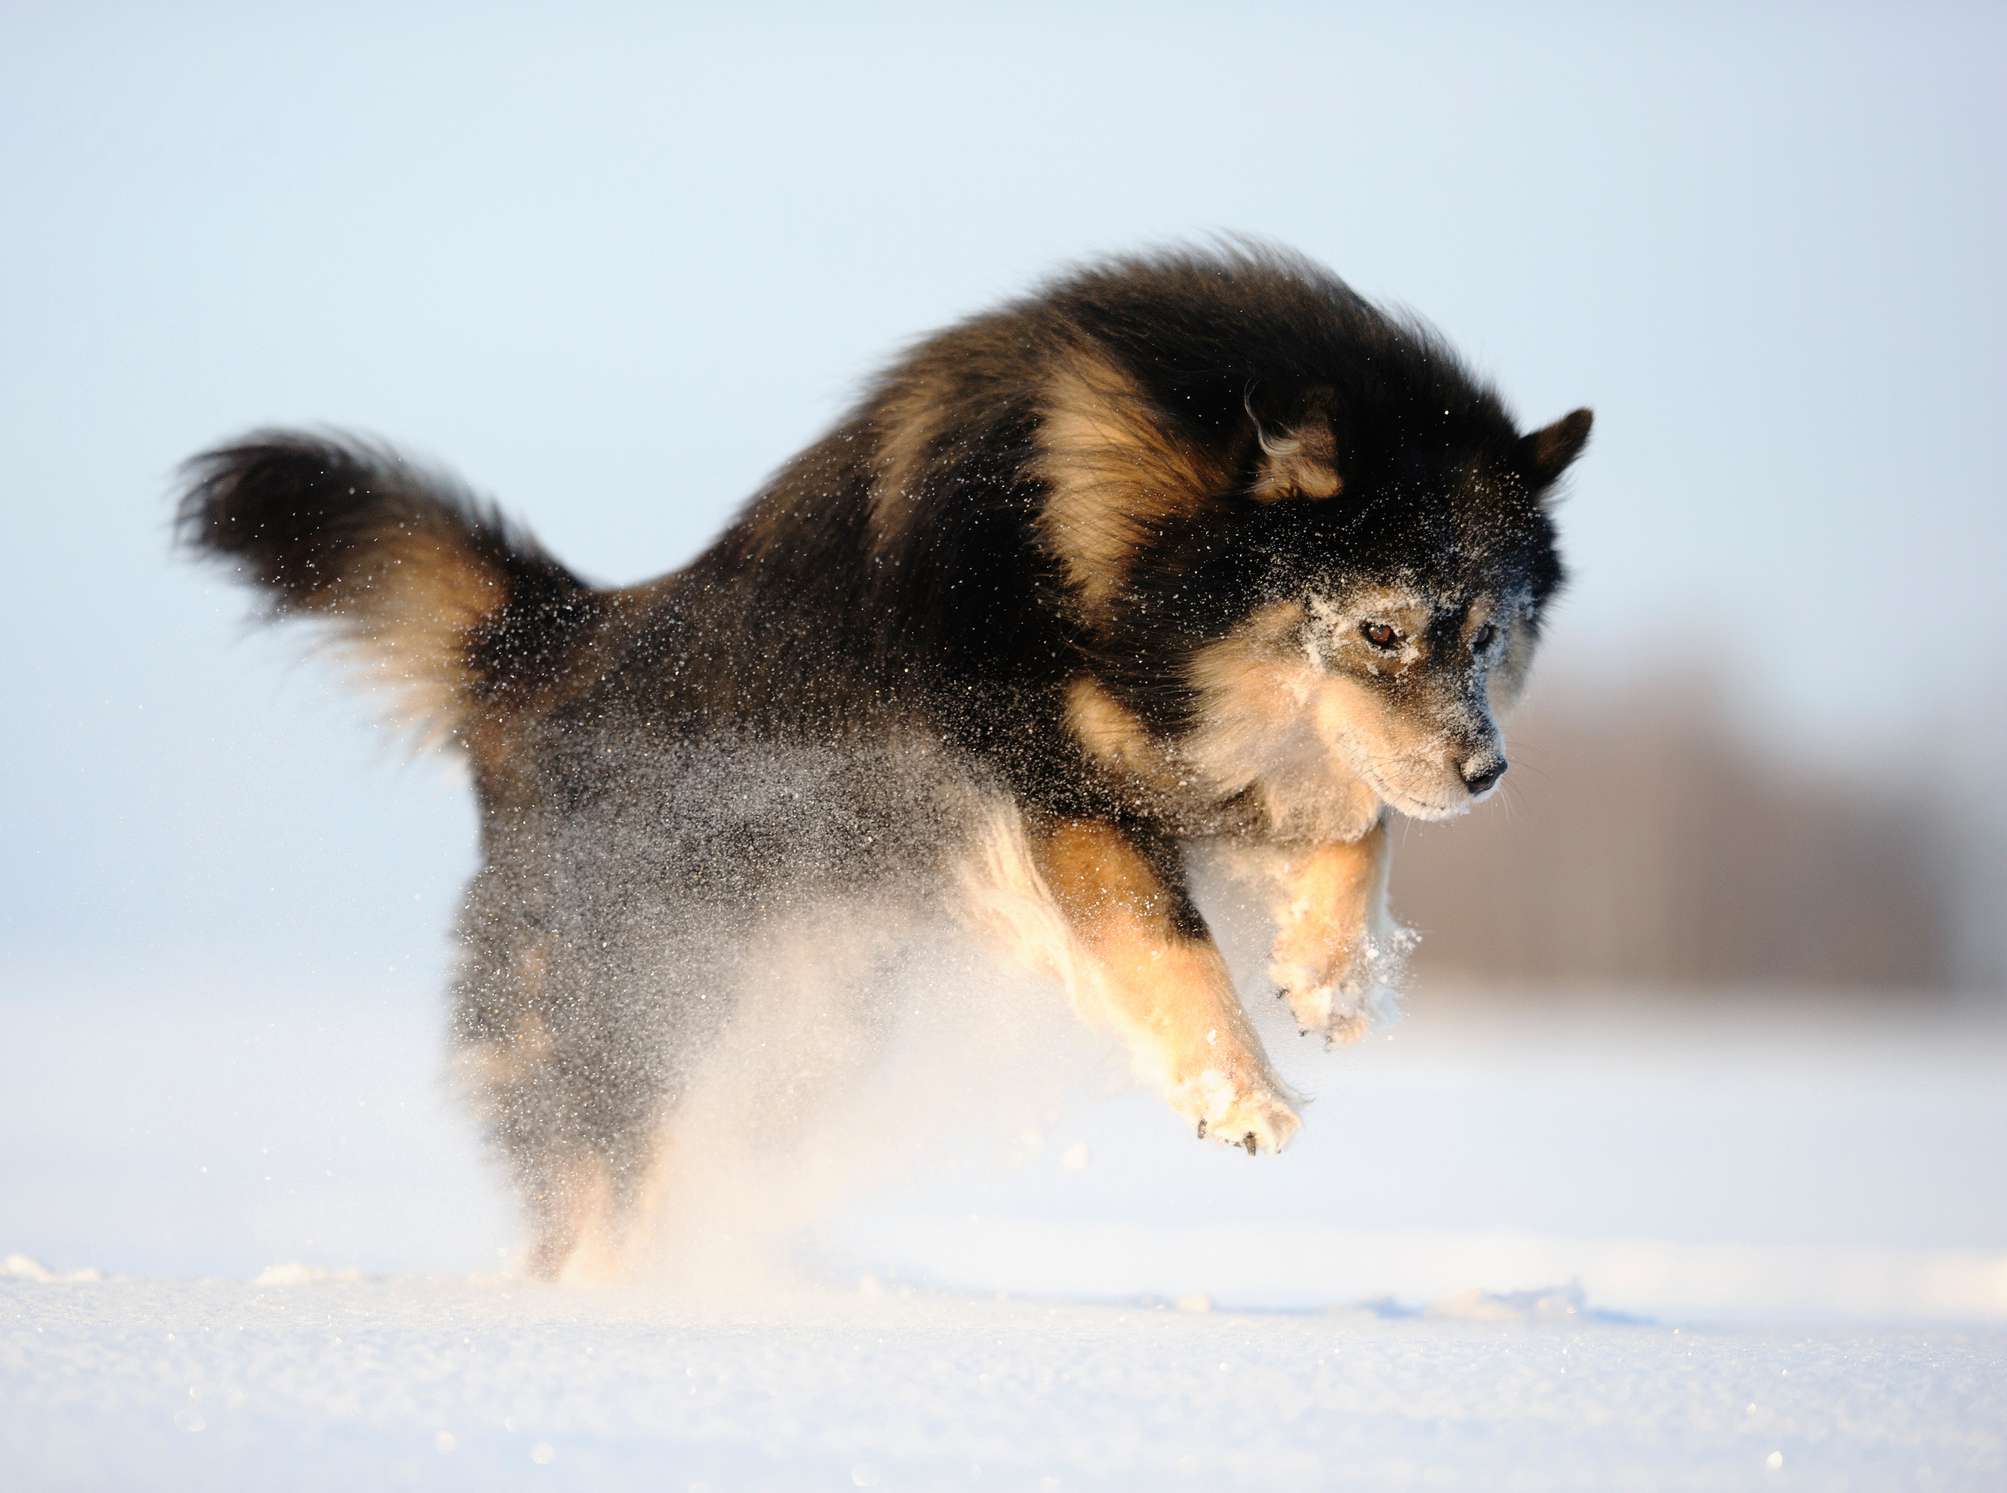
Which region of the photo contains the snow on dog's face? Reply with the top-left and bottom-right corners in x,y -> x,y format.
1295,580 -> 1531,818
1180,581 -> 1533,824
1168,403 -> 1592,824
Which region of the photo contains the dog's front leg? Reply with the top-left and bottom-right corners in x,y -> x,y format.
1254,816 -> 1412,1045
1031,817 -> 1299,1155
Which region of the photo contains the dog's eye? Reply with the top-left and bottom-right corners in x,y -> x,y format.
1360,621 -> 1400,650
1472,623 -> 1498,652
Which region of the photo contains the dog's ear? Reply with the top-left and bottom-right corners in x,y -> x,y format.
1521,408 -> 1594,489
1248,385 -> 1342,501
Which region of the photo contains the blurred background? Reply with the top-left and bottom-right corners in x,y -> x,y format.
2,2 -> 2003,1289
6,0 -> 2002,1001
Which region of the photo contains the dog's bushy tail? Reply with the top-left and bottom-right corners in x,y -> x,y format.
177,431 -> 600,748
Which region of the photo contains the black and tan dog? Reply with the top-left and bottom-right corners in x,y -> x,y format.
181,245 -> 1590,1278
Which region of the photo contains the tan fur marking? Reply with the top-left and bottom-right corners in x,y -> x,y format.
319,525 -> 508,748
1250,459 -> 1341,501
1250,428 -> 1340,500
1254,819 -> 1399,1043
1179,601 -> 1326,804
1311,675 -> 1467,819
1027,819 -> 1298,1151
865,371 -> 952,554
1249,388 -> 1341,500
953,799 -> 1095,997
1186,598 -> 1309,712
1176,595 -> 1482,831
1034,349 -> 1220,621
1064,677 -> 1176,790
1036,819 -> 1180,932
952,804 -> 1295,1150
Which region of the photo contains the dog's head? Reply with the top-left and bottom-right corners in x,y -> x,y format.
1187,395 -> 1591,821
1048,343 -> 1590,824
1025,251 -> 1591,823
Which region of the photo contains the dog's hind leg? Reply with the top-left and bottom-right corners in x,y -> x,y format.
470,1060 -> 672,1283
525,1130 -> 674,1284
975,812 -> 1300,1155
451,931 -> 672,1282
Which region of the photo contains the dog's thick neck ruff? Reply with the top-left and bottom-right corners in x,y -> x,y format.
180,243 -> 1591,1277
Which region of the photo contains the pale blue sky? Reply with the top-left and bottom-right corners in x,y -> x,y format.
3,1 -> 2001,976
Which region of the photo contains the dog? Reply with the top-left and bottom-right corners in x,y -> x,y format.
179,244 -> 1590,1278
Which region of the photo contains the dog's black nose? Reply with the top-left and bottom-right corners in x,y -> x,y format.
1461,759 -> 1507,794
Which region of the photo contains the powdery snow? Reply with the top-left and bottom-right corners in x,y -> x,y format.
6,1274 -> 2003,1491
3,970 -> 2005,1489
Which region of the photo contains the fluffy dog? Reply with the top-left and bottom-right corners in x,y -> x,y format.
180,245 -> 1590,1277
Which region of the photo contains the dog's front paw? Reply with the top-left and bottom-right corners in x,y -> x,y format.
1174,1071 -> 1301,1156
1271,921 -> 1415,1046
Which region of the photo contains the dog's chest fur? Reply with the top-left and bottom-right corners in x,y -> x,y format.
1066,670 -> 1384,846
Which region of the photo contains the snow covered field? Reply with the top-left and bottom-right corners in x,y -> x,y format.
5,968 -> 2004,1489
13,1274 -> 2004,1492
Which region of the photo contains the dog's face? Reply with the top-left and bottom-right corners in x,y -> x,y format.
1293,576 -> 1534,818
1160,402 -> 1592,823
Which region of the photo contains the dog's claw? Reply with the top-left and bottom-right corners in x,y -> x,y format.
1176,1081 -> 1299,1156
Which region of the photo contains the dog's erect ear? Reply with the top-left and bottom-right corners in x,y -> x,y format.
1521,408 -> 1594,489
1248,386 -> 1342,501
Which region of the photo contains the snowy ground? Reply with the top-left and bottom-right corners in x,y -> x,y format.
4,965 -> 2005,1489
13,1274 -> 2004,1492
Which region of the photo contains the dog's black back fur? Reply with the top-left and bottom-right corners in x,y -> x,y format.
574,249 -> 1568,811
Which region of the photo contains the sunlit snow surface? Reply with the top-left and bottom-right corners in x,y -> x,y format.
5,970 -> 2005,1490
12,1276 -> 2004,1492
